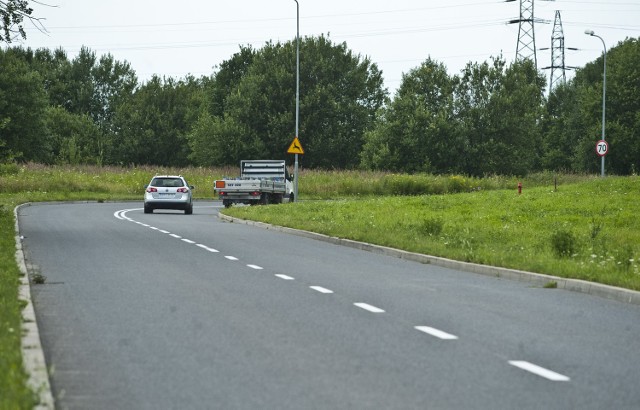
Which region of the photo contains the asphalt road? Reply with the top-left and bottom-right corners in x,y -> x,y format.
18,201 -> 640,409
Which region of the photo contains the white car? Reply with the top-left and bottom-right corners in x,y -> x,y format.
144,175 -> 194,214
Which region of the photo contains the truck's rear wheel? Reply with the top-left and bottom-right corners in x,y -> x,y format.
261,193 -> 270,205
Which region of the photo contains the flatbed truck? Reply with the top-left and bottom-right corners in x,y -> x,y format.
214,160 -> 294,208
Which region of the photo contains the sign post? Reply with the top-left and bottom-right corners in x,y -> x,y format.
294,0 -> 300,201
287,137 -> 304,202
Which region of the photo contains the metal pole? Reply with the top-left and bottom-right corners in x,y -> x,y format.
294,0 -> 300,201
585,30 -> 607,177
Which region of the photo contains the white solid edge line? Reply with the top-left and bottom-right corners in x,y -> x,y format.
275,274 -> 295,280
247,264 -> 263,270
508,361 -> 570,382
354,303 -> 385,313
414,326 -> 458,340
310,286 -> 334,294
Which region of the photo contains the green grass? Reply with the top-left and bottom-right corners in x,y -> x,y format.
224,176 -> 640,291
0,163 -> 637,408
0,204 -> 37,408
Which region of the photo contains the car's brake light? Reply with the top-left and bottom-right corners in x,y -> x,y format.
177,188 -> 189,193
147,187 -> 158,193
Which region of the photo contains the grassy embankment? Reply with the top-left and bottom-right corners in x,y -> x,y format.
226,172 -> 640,290
0,164 -> 638,408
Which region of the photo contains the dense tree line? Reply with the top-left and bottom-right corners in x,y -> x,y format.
0,35 -> 639,175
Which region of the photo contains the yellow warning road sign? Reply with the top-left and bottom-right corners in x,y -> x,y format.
287,136 -> 304,154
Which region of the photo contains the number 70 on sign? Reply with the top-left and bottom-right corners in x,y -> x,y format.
596,140 -> 609,157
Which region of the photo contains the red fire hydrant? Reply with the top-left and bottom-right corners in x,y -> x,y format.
517,182 -> 522,195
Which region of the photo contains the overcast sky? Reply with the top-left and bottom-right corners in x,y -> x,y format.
20,0 -> 640,93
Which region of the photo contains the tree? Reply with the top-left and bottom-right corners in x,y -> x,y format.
0,0 -> 44,43
113,75 -> 207,166
0,47 -> 50,162
598,37 -> 640,174
452,57 -> 545,176
545,37 -> 640,175
190,35 -> 386,168
541,83 -> 583,171
42,47 -> 138,164
452,58 -> 506,175
361,58 -> 459,173
483,59 -> 546,175
45,106 -> 103,164
208,45 -> 255,118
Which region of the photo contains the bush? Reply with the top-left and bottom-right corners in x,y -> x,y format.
0,163 -> 19,175
448,175 -> 470,193
551,229 -> 577,258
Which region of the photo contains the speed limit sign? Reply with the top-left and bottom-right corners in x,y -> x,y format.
596,140 -> 608,157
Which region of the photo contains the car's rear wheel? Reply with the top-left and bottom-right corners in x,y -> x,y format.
144,205 -> 153,214
185,204 -> 193,215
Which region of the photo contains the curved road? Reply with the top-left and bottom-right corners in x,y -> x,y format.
18,202 -> 640,409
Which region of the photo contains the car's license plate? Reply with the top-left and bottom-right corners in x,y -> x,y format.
159,193 -> 174,198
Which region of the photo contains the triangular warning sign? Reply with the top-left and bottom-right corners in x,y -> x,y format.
287,136 -> 305,154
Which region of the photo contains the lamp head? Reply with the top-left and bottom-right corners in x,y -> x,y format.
585,30 -> 595,36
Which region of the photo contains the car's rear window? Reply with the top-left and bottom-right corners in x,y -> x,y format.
151,178 -> 184,188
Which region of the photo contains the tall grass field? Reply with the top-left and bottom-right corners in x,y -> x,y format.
0,163 -> 638,408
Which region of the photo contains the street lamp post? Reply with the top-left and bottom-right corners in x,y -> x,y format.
585,29 -> 607,177
293,0 -> 300,202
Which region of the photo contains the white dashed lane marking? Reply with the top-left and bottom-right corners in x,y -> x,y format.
354,303 -> 385,313
508,361 -> 570,382
115,208 -> 574,385
310,286 -> 334,294
196,244 -> 219,253
415,326 -> 458,340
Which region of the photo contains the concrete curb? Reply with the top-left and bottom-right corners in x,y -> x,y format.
218,213 -> 640,306
15,203 -> 55,409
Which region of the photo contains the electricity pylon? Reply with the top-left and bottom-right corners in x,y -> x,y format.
507,0 -> 554,69
549,10 -> 565,89
541,10 -> 578,92
508,0 -> 538,68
